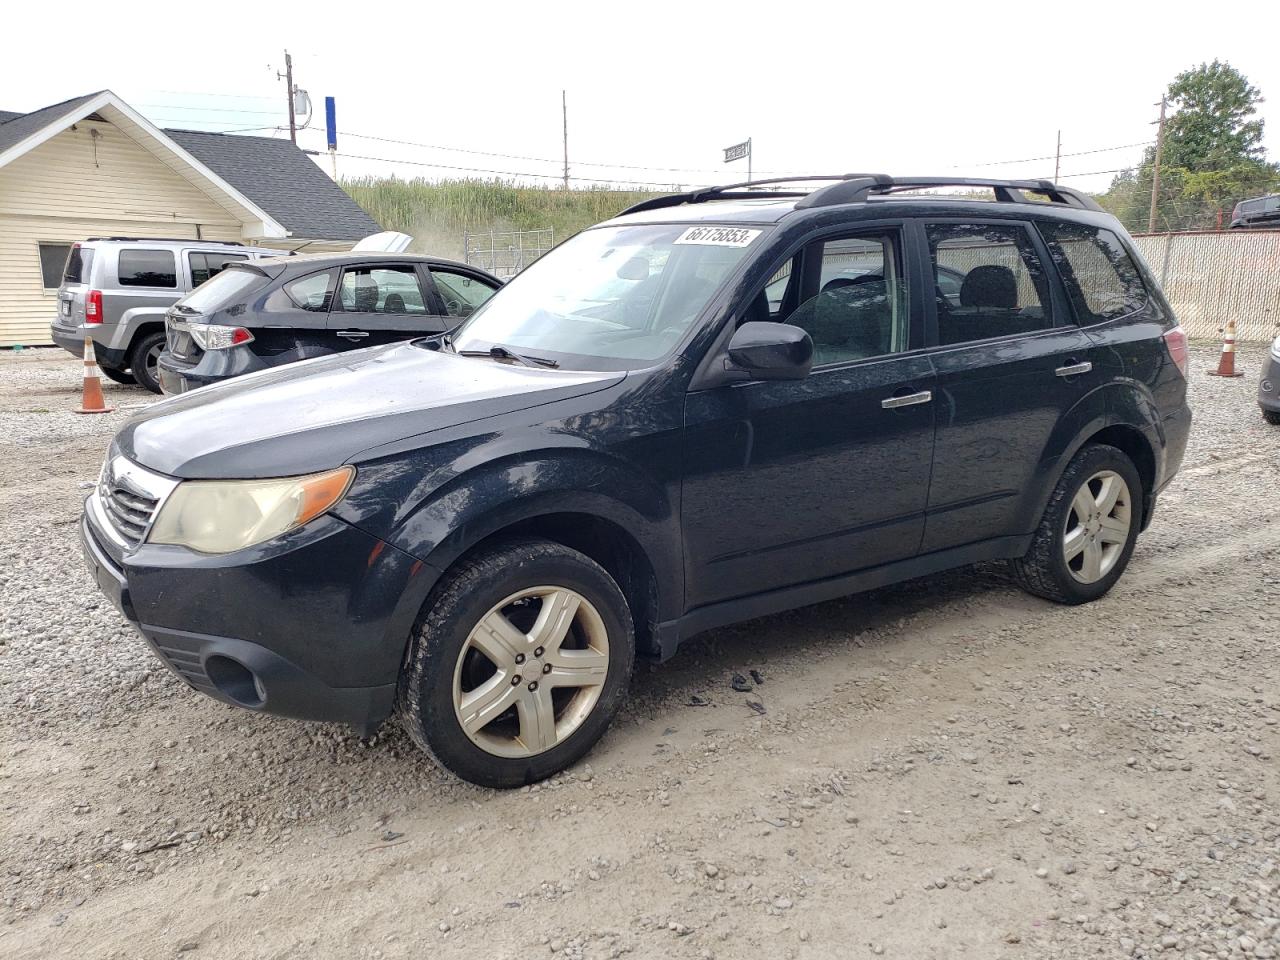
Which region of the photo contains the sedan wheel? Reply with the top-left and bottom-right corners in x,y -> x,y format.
1062,470 -> 1132,584
453,586 -> 610,758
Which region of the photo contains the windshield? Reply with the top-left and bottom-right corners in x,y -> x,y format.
179,266 -> 264,314
450,223 -> 765,370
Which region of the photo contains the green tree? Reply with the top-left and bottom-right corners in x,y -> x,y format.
1101,60 -> 1279,232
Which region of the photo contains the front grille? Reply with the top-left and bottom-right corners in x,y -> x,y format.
93,455 -> 178,550
101,485 -> 158,545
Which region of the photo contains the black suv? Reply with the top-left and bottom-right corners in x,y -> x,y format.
82,175 -> 1191,788
156,252 -> 501,393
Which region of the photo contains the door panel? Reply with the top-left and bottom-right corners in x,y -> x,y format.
329,264 -> 448,348
920,219 -> 1094,552
683,356 -> 936,607
682,225 -> 934,609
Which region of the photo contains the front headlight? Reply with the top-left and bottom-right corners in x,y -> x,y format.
148,466 -> 354,554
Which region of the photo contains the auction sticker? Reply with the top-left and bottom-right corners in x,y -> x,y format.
674,226 -> 761,247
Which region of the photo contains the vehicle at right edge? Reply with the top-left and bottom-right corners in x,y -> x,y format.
81,174 -> 1192,787
1260,334 -> 1280,424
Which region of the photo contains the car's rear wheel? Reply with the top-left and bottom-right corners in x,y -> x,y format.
1263,409 -> 1280,426
127,331 -> 166,394
397,539 -> 634,788
1011,443 -> 1144,605
99,365 -> 136,385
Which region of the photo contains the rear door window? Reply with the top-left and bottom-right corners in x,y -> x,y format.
337,266 -> 430,314
926,222 -> 1052,344
1037,222 -> 1149,324
189,251 -> 249,287
117,249 -> 177,288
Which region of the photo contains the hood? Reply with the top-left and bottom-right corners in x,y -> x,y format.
118,343 -> 623,479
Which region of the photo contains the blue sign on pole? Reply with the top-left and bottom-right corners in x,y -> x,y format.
325,97 -> 337,151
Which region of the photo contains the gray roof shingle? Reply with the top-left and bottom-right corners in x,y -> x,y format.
0,92 -> 102,155
0,92 -> 381,242
166,129 -> 382,241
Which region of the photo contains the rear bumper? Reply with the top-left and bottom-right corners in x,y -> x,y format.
51,322 -> 128,369
157,348 -> 271,395
80,508 -> 431,734
1260,351 -> 1280,413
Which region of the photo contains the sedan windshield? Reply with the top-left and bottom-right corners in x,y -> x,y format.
450,223 -> 765,370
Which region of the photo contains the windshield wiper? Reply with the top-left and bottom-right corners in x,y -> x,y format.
458,345 -> 559,369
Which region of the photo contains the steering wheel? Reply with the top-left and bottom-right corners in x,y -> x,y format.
445,298 -> 463,315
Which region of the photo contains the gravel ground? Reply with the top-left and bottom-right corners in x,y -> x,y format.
1,342 -> 1277,960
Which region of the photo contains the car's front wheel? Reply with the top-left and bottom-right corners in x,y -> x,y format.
397,539 -> 635,788
1011,443 -> 1144,605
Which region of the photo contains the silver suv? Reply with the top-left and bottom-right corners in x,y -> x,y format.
50,238 -> 289,392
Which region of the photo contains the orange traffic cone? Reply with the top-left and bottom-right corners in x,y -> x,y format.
1207,318 -> 1245,378
75,336 -> 116,414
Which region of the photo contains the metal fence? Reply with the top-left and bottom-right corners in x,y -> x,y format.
463,228 -> 555,279
1131,230 -> 1280,341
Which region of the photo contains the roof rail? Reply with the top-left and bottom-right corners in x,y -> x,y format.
619,174 -> 892,216
795,176 -> 1102,212
84,236 -> 248,245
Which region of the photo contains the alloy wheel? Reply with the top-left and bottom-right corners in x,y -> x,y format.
452,586 -> 610,758
1063,469 -> 1132,583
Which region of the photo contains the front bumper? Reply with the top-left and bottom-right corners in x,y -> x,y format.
1260,351 -> 1280,413
80,503 -> 435,734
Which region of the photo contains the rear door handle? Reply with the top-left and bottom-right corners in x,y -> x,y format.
1055,361 -> 1092,377
881,390 -> 932,409
336,330 -> 370,341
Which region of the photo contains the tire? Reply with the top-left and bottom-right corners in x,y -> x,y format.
127,331 -> 166,394
1263,409 -> 1280,426
99,365 -> 137,385
397,538 -> 635,788
1010,443 -> 1145,605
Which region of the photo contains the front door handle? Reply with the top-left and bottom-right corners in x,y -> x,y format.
1055,361 -> 1093,377
336,330 -> 370,341
881,390 -> 933,409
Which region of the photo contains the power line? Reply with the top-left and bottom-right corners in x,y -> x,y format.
138,103 -> 282,115
952,140 -> 1155,169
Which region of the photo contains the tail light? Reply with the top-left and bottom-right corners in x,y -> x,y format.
1162,325 -> 1188,378
189,324 -> 254,350
85,290 -> 103,324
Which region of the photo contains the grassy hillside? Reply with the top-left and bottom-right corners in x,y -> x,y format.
342,178 -> 663,257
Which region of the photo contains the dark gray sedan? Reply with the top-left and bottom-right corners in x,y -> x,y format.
157,252 -> 501,394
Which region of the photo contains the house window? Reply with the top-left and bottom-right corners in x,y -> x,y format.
38,243 -> 72,291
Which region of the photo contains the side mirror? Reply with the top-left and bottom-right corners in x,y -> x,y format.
726,321 -> 813,381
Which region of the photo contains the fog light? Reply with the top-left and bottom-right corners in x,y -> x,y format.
1263,379 -> 1274,393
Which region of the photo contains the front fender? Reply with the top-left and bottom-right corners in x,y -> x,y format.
336,441 -> 682,621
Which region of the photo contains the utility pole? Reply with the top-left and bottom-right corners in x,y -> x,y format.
561,90 -> 569,190
278,50 -> 297,144
1148,95 -> 1168,233
1054,130 -> 1061,181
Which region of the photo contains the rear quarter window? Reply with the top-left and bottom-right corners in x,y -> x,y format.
1038,222 -> 1148,324
63,245 -> 94,284
117,249 -> 177,288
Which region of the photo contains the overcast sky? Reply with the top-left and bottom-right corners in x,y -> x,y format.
3,0 -> 1278,195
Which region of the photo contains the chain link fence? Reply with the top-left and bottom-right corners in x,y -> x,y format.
1132,230 -> 1280,341
463,228 -> 555,279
